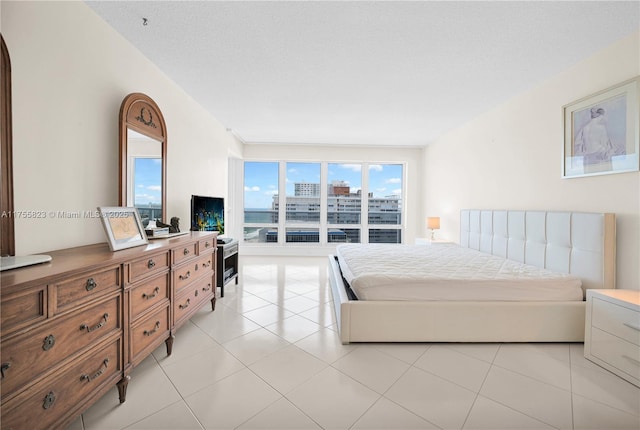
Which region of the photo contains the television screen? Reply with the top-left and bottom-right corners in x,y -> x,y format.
191,195 -> 224,233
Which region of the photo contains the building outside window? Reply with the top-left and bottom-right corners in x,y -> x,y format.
242,161 -> 404,245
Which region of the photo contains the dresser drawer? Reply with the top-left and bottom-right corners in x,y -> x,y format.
1,286 -> 46,336
1,336 -> 122,430
222,242 -> 238,258
592,298 -> 640,346
173,278 -> 214,327
173,254 -> 214,294
52,266 -> 121,315
128,251 -> 170,284
590,327 -> 640,382
130,305 -> 170,361
172,242 -> 197,266
199,237 -> 216,254
129,272 -> 170,320
1,294 -> 121,399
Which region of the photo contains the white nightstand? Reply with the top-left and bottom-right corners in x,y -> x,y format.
585,289 -> 640,387
415,238 -> 452,245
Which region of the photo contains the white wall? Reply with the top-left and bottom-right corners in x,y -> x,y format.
2,1 -> 241,255
423,31 -> 640,290
240,143 -> 424,253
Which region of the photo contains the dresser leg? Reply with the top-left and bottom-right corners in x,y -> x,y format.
211,295 -> 216,311
117,375 -> 130,403
165,334 -> 174,356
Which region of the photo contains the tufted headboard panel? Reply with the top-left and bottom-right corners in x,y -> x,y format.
460,210 -> 616,293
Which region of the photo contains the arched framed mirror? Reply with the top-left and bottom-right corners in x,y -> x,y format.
119,93 -> 167,226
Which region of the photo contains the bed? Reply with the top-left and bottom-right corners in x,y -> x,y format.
328,210 -> 616,344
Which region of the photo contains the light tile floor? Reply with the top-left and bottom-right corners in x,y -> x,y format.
69,256 -> 640,430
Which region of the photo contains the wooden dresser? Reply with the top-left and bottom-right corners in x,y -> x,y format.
0,232 -> 216,430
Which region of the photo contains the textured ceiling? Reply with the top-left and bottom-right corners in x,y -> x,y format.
86,1 -> 639,147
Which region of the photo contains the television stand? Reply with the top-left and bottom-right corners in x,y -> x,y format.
216,239 -> 238,297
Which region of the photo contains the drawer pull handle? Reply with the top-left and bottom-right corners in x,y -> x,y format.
43,391 -> 56,409
42,334 -> 56,351
80,313 -> 109,333
80,358 -> 109,382
148,259 -> 156,269
179,299 -> 191,310
623,323 -> 640,332
202,261 -> 211,268
142,287 -> 160,299
202,284 -> 211,292
1,362 -> 10,378
179,271 -> 191,281
205,241 -> 211,248
623,354 -> 640,366
143,321 -> 161,337
85,277 -> 97,291
183,248 -> 190,256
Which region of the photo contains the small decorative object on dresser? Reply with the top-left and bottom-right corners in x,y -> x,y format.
585,289 -> 640,387
156,216 -> 180,233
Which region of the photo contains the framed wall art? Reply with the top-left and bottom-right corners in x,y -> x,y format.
562,77 -> 639,178
98,206 -> 148,251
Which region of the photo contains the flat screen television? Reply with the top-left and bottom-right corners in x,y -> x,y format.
190,195 -> 224,233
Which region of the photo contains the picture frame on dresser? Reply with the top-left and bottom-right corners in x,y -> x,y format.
98,206 -> 148,251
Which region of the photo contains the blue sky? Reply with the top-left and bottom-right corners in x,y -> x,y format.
134,158 -> 162,206
244,162 -> 402,209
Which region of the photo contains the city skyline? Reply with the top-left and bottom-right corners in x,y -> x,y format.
244,162 -> 403,209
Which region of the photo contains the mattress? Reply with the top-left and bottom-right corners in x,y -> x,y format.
335,244 -> 583,301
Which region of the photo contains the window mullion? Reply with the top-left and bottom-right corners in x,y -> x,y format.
361,163 -> 370,244
278,161 -> 286,245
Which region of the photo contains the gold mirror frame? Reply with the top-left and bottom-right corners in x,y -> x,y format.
119,93 -> 167,223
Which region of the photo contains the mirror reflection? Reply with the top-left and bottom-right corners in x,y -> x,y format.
127,129 -> 162,227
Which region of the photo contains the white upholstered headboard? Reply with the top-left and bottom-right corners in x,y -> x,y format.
460,210 -> 616,292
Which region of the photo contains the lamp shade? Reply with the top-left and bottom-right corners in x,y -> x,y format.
427,217 -> 440,230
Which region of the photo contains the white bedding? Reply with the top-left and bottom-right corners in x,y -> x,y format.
336,243 -> 584,301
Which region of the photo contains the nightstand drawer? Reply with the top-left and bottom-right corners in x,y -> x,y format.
591,327 -> 640,381
592,298 -> 640,346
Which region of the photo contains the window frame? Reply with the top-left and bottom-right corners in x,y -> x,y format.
240,160 -> 405,246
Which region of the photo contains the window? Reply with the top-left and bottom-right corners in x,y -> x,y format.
242,161 -> 404,245
367,164 -> 403,243
243,162 -> 279,243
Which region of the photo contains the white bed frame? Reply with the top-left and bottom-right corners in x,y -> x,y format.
329,210 -> 616,344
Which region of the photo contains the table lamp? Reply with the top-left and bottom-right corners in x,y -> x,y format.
427,217 -> 440,240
